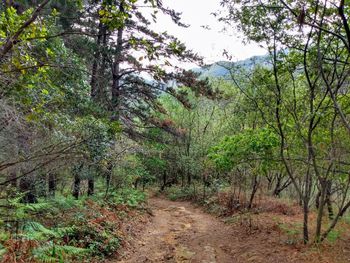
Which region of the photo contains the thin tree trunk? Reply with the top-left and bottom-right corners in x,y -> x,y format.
90,22 -> 104,98
302,198 -> 309,243
88,178 -> 94,196
19,176 -> 37,203
161,171 -> 167,191
248,175 -> 258,209
48,173 -> 56,197
187,168 -> 191,186
111,4 -> 124,121
315,180 -> 327,242
326,183 -> 334,220
72,174 -> 81,199
321,200 -> 350,241
105,163 -> 112,198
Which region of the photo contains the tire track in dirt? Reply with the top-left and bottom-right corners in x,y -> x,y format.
116,197 -> 234,263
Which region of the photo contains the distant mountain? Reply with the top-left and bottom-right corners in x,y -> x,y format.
193,54 -> 270,78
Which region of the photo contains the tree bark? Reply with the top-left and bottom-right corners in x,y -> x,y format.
326,183 -> 334,220
161,171 -> 167,191
248,175 -> 258,209
72,174 -> 81,199
90,21 -> 104,98
111,4 -> 124,121
48,173 -> 56,197
19,176 -> 37,203
88,178 -> 94,196
315,180 -> 327,242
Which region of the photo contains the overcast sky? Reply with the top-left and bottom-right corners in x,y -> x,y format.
153,0 -> 266,64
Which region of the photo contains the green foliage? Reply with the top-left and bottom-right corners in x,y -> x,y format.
108,188 -> 146,207
112,154 -> 156,189
0,6 -> 48,43
166,186 -> 197,201
208,128 -> 279,172
33,244 -> 88,263
69,221 -> 120,257
0,245 -> 6,258
22,222 -> 76,241
142,155 -> 167,172
0,192 -> 145,261
326,230 -> 341,244
278,222 -> 303,245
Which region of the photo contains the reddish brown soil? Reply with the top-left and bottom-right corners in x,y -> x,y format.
114,197 -> 350,263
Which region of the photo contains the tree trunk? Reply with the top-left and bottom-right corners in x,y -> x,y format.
302,198 -> 309,243
325,181 -> 334,220
315,190 -> 321,209
326,192 -> 334,220
88,178 -> 94,196
48,173 -> 56,197
187,168 -> 191,186
321,200 -> 350,241
134,178 -> 139,189
161,171 -> 167,191
248,175 -> 258,209
19,176 -> 37,203
72,174 -> 81,199
181,171 -> 184,187
90,21 -> 104,98
105,163 -> 112,198
111,4 -> 124,121
273,174 -> 282,196
315,180 -> 327,242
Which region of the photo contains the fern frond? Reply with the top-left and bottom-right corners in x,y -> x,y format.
21,222 -> 76,241
33,244 -> 89,262
23,202 -> 51,212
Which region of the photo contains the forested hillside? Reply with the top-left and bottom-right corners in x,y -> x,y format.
194,55 -> 270,78
1,0 -> 350,262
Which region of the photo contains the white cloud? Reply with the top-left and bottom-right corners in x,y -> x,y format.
151,0 -> 266,64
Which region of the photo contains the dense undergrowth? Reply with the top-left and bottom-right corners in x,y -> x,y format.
0,189 -> 147,263
164,184 -> 296,216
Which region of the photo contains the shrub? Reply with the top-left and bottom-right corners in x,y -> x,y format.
107,188 -> 146,207
166,186 -> 196,201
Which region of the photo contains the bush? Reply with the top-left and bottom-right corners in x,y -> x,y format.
107,188 -> 146,207
68,221 -> 120,257
166,186 -> 197,201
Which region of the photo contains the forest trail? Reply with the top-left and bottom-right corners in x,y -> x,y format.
116,197 -> 235,263
112,197 -> 350,263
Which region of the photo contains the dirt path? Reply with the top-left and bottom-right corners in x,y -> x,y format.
114,197 -> 350,263
116,197 -> 235,263
115,198 -> 350,263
